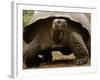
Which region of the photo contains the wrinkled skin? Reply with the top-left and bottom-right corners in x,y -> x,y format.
23,17 -> 90,68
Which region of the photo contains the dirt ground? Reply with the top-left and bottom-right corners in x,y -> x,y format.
36,59 -> 90,69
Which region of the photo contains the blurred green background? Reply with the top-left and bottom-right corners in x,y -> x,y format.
23,10 -> 34,27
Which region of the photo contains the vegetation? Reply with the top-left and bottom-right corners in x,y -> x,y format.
23,10 -> 34,27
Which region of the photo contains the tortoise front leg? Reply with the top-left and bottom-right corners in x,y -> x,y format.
23,38 -> 41,68
68,32 -> 89,65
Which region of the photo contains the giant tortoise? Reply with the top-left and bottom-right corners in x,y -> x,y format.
23,11 -> 91,68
